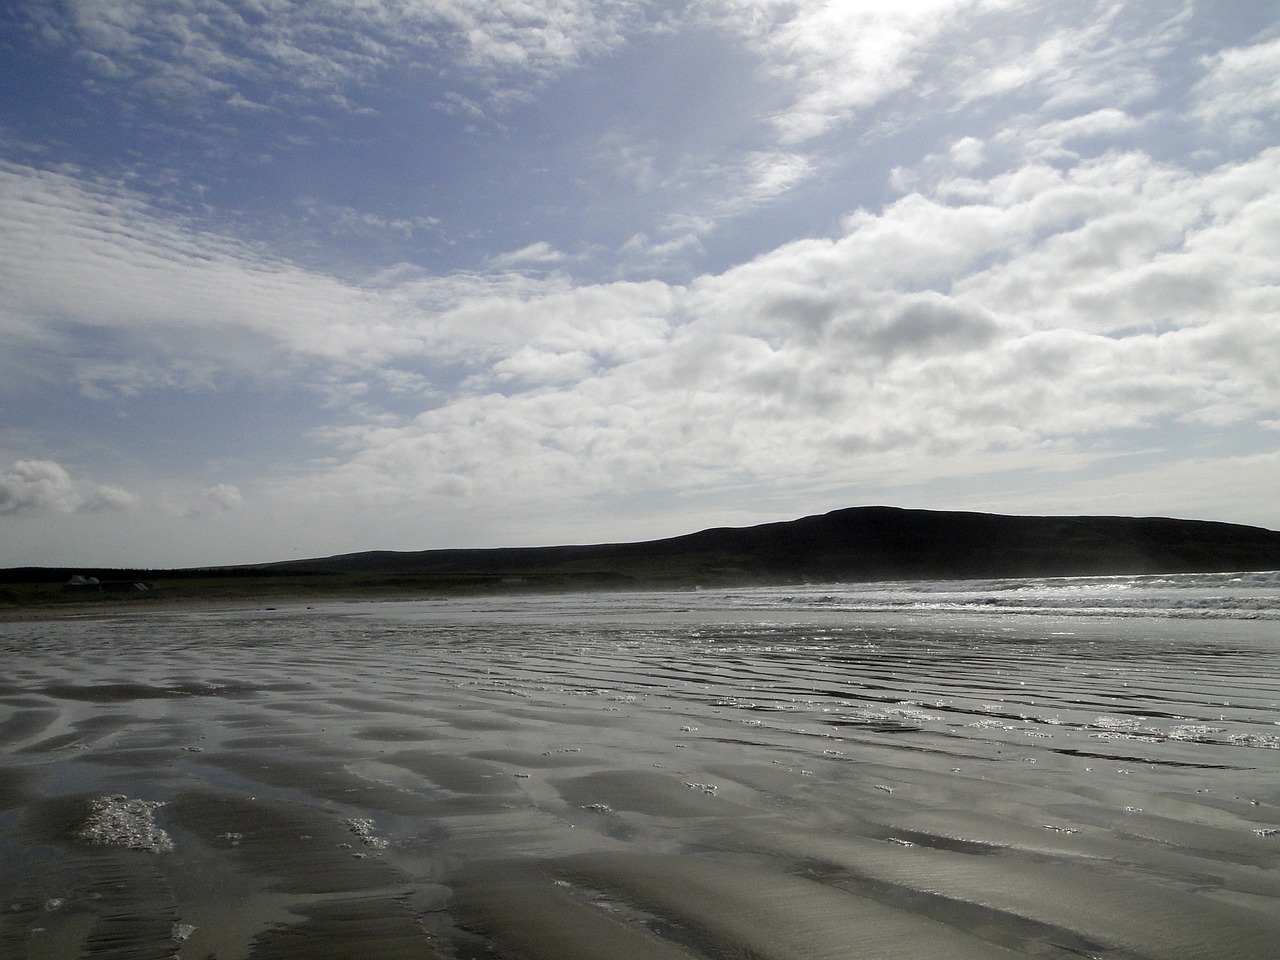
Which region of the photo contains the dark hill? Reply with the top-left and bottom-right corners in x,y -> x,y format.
254,506 -> 1280,585
6,507 -> 1280,595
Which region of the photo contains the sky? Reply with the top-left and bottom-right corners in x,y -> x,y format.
1,0 -> 1279,568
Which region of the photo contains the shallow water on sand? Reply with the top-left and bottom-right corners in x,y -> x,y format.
2,579 -> 1278,959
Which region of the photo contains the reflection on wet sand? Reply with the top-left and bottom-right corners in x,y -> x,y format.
1,591 -> 1278,959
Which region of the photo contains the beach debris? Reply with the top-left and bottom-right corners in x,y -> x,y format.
873,784 -> 894,794
683,781 -> 718,795
43,899 -> 64,912
173,923 -> 196,942
582,803 -> 612,812
218,831 -> 244,847
680,726 -> 697,732
342,817 -> 388,850
514,773 -> 530,779
1168,724 -> 1226,742
1230,733 -> 1280,749
78,795 -> 173,853
1124,806 -> 1143,813
1042,824 -> 1079,834
969,718 -> 1016,731
1253,827 -> 1279,837
886,837 -> 916,847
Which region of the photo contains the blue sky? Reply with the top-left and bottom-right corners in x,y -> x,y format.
2,0 -> 1279,568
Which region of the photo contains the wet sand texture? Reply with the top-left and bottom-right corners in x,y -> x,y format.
1,595 -> 1278,959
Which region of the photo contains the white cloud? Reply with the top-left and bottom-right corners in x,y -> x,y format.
0,161 -> 450,393
36,0 -> 652,111
956,148 -> 1280,337
201,482 -> 242,512
0,459 -> 136,515
619,229 -> 705,271
8,135 -> 1278,526
728,151 -> 816,208
1193,36 -> 1280,141
487,241 -> 565,269
270,138 -> 1280,523
155,482 -> 245,519
616,150 -> 816,262
710,0 -> 971,143
948,136 -> 985,169
0,161 -> 689,410
6,34 -> 1280,553
1036,108 -> 1138,143
952,3 -> 1190,114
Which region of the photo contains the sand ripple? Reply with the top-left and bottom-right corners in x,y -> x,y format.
1,592 -> 1278,959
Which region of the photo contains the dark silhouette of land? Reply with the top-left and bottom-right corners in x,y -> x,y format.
4,507 -> 1280,608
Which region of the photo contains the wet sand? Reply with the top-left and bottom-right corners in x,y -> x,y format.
1,594 -> 1278,959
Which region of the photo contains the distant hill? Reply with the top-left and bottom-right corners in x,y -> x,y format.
257,506 -> 1280,584
6,507 -> 1280,594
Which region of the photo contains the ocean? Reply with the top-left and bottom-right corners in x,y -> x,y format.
2,572 -> 1278,959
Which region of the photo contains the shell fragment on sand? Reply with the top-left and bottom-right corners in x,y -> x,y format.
78,794 -> 174,853
343,816 -> 390,849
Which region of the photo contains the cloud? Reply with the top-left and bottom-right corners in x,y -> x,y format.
1193,36 -> 1280,141
708,150 -> 816,217
158,482 -> 244,519
948,136 -> 985,169
5,111 -> 1277,542
1036,108 -> 1139,144
0,460 -> 135,515
709,0 -> 971,143
487,241 -> 565,270
0,159 -> 685,408
201,482 -> 242,511
616,150 -> 816,265
32,0 -> 652,112
0,160 -> 439,393
273,138 -> 1280,519
951,2 -> 1190,114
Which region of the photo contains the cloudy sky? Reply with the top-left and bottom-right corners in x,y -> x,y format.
2,0 -> 1278,568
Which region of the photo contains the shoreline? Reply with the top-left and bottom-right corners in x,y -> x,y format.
5,564 -> 1278,624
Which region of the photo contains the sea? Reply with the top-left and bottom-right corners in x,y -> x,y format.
1,570 -> 1278,959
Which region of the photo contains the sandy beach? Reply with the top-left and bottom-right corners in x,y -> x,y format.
2,585 -> 1278,959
